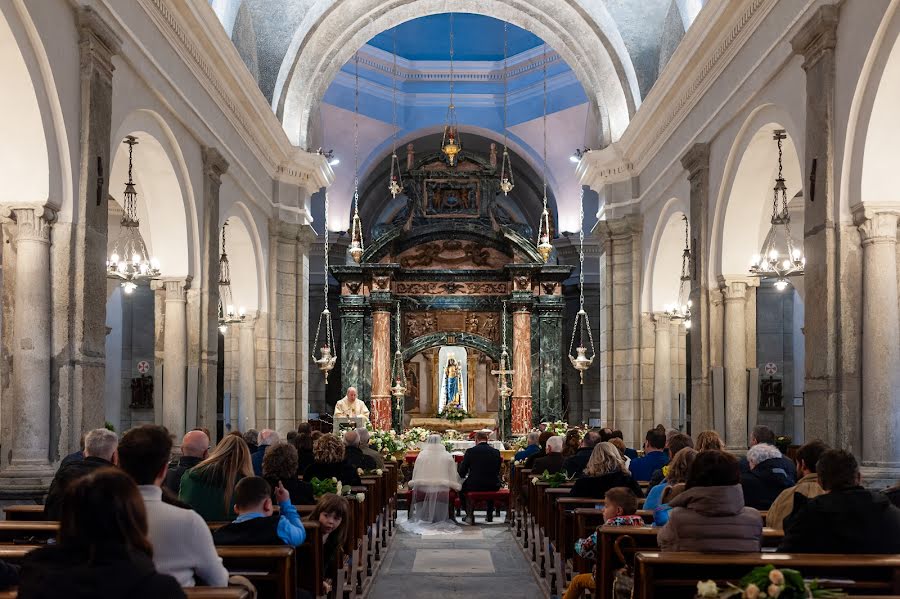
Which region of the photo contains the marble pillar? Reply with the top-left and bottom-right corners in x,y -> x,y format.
536,294 -> 564,423
339,295 -> 366,398
370,308 -> 391,430
2,207 -> 56,479
653,313 -> 672,428
857,211 -> 900,468
721,279 -> 754,449
163,278 -> 189,439
512,307 -> 533,434
238,318 -> 257,432
682,143 -> 712,434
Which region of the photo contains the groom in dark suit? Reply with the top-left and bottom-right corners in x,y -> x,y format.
458,430 -> 502,524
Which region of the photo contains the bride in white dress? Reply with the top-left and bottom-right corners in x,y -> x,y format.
401,434 -> 462,534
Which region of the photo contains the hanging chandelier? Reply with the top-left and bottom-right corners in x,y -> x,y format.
749,129 -> 805,291
313,191 -> 337,382
664,215 -> 693,329
567,185 -> 595,383
348,51 -> 365,263
390,302 -> 407,428
218,223 -> 246,334
388,28 -> 404,199
496,300 -> 514,401
106,135 -> 161,294
440,13 -> 461,166
536,44 -> 553,262
499,22 -> 515,196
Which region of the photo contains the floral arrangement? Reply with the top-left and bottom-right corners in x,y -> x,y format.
309,477 -> 366,503
437,406 -> 472,422
530,470 -> 575,488
357,468 -> 384,477
369,429 -> 406,456
509,436 -> 529,451
696,565 -> 845,598
775,435 -> 793,454
401,427 -> 432,447
443,429 -> 464,441
542,420 -> 571,436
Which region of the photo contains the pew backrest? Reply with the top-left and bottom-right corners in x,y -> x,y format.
216,545 -> 295,599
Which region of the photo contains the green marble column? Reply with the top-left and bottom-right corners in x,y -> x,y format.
339,295 -> 368,405
536,295 -> 565,423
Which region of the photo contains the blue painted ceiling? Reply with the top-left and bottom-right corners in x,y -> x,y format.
367,14 -> 543,61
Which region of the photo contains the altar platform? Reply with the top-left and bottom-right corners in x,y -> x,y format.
408,417 -> 497,433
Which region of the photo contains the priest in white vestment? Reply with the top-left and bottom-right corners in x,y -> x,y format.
333,387 -> 370,420
402,435 -> 461,534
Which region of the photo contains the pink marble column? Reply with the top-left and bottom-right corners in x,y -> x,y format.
370,308 -> 391,430
512,307 -> 532,434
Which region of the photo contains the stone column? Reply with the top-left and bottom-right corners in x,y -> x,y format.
720,278 -> 754,449
339,293 -> 366,398
196,148 -> 228,441
535,292 -> 565,423
162,278 -> 189,439
653,313 -> 672,428
857,210 -> 900,468
370,307 -> 391,431
682,143 -> 712,434
511,307 -> 533,434
237,317 -> 257,432
1,207 -> 56,480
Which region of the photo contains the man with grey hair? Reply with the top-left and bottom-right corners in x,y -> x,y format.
356,427 -> 384,469
741,442 -> 795,510
44,428 -> 119,519
251,429 -> 279,476
242,429 -> 259,454
343,429 -> 377,471
531,435 -> 565,475
515,431 -> 542,462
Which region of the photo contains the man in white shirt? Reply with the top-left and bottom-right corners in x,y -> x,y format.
334,386 -> 370,420
118,424 -> 229,587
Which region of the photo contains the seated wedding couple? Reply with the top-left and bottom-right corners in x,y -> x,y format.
403,431 -> 502,533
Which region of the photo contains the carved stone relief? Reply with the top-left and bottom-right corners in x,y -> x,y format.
395,281 -> 508,295
405,311 -> 500,343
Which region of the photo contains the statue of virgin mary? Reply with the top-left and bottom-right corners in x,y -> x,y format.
438,347 -> 467,413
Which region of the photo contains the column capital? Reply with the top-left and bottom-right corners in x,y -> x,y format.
718,276 -> 759,301
653,312 -> 673,328
297,224 -> 317,249
1,206 -> 57,243
790,4 -> 840,71
160,277 -> 192,300
201,146 -> 229,184
76,6 -> 121,82
855,209 -> 900,245
681,143 -> 710,179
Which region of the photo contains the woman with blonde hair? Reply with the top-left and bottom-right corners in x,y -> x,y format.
570,442 -> 643,499
695,430 -> 724,452
179,434 -> 253,521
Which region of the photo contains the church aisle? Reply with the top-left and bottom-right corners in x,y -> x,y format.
367,517 -> 544,599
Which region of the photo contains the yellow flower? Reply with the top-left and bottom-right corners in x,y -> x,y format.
768,570 -> 784,586
744,583 -> 760,599
662,465 -> 670,477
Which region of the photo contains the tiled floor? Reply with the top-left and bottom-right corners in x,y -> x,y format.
368,515 -> 544,599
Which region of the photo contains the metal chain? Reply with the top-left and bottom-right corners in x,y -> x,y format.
125,138 -> 137,220
323,191 -> 330,311
391,28 -> 398,153
220,222 -> 227,255
541,43 -> 548,208
578,185 -> 585,310
449,13 -> 455,108
502,22 -> 509,146
353,52 -> 360,218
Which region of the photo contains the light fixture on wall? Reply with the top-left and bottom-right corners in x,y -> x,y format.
390,302 -> 407,431
567,185 -> 595,383
217,223 -> 246,334
348,51 -> 365,263
440,13 -> 461,166
665,215 -> 693,328
313,191 -> 337,382
106,136 -> 161,294
749,129 -> 805,291
536,44 -> 553,262
388,28 -> 404,199
499,22 -> 515,196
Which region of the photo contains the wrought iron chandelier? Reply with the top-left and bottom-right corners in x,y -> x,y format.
567,185 -> 595,383
388,28 -> 404,199
390,302 -> 407,428
348,51 -> 365,264
217,223 -> 246,334
313,191 -> 337,382
106,135 -> 161,294
536,44 -> 553,262
749,129 -> 805,291
499,22 -> 515,195
440,13 -> 461,166
664,215 -> 692,329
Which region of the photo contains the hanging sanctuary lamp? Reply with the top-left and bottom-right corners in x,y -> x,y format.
106,135 -> 161,294
313,191 -> 337,382
536,44 -> 553,262
491,300 -> 515,440
390,302 -> 407,430
217,223 -> 246,334
567,186 -> 596,383
499,22 -> 515,195
348,51 -> 365,263
440,13 -> 461,166
749,129 -> 805,290
388,28 -> 404,199
664,215 -> 693,329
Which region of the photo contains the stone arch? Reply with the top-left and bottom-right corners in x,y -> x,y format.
645,198 -> 690,312
402,332 -> 500,363
221,201 -> 266,313
274,0 -> 640,150
710,105 -> 803,284
842,0 -> 900,214
110,110 -> 197,278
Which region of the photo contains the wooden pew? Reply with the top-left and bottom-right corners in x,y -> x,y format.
2,506 -> 45,522
0,522 -> 57,544
634,552 -> 900,599
0,590 -> 251,599
216,545 -> 294,599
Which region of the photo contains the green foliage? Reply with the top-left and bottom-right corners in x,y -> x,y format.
437,406 -> 472,422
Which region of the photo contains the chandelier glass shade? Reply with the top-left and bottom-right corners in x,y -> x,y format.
313,192 -> 337,382
217,224 -> 245,334
749,130 -> 805,290
567,186 -> 595,383
106,135 -> 161,294
664,215 -> 693,329
441,14 -> 462,166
